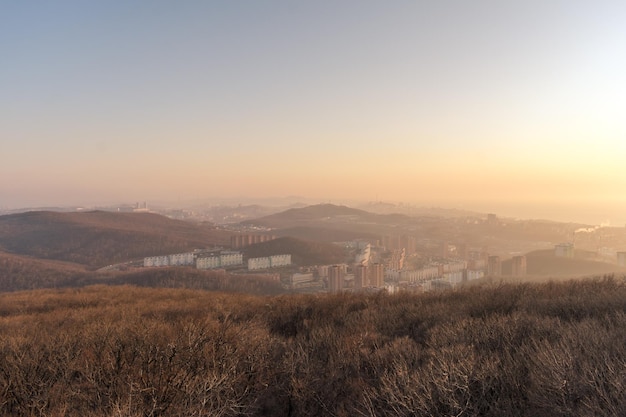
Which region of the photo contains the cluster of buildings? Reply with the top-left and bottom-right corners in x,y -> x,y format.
142,230 -> 544,294
196,251 -> 244,270
143,252 -> 197,268
143,250 -> 291,272
381,235 -> 417,256
486,254 -> 527,277
230,234 -> 276,249
557,242 -> 626,268
385,259 -> 485,292
288,263 -> 386,293
288,237 -> 499,294
248,254 -> 291,270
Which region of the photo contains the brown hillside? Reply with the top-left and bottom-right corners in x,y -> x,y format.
102,268 -> 285,295
241,204 -> 369,228
0,211 -> 233,268
0,250 -> 88,291
242,204 -> 413,242
243,236 -> 347,266
0,250 -> 285,294
257,203 -> 368,220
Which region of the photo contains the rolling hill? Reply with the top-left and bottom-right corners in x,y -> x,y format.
240,204 -> 416,241
0,250 -> 89,291
243,204 -> 368,227
0,211 -> 233,268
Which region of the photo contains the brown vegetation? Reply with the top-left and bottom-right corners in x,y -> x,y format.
0,258 -> 285,295
0,250 -> 89,291
0,211 -> 232,268
2,277 -> 626,416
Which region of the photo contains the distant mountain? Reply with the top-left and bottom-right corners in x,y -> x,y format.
241,203 -> 424,243
202,204 -> 306,224
258,204 -> 368,221
241,203 -> 396,228
243,236 -> 347,266
0,211 -> 232,268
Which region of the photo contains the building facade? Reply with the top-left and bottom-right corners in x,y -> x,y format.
328,265 -> 344,293
555,243 -> 574,258
511,255 -> 527,277
354,264 -> 368,289
369,263 -> 384,288
487,255 -> 502,276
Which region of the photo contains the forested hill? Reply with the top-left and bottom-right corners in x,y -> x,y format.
0,211 -> 232,268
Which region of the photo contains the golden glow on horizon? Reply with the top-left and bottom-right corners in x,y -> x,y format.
2,1 -> 626,226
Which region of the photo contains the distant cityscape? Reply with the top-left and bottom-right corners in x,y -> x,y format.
5,201 -> 626,295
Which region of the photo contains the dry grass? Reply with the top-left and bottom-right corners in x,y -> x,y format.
1,277 -> 626,416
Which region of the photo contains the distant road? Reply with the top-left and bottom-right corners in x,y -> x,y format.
96,260 -> 141,272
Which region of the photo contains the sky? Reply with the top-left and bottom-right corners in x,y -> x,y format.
2,1 -> 626,224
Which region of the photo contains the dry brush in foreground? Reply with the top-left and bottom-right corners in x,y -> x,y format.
1,277 -> 626,416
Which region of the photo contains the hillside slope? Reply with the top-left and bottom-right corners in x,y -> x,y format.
0,211 -> 232,268
0,250 -> 89,291
241,204 -> 369,228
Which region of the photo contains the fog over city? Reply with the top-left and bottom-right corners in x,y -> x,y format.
3,1 -> 626,224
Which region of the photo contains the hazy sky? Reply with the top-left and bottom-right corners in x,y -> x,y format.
2,1 -> 626,224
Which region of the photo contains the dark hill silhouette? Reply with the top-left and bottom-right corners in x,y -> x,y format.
243,236 -> 347,266
501,249 -> 625,277
278,203 -> 368,218
241,204 -> 413,237
247,203 -> 368,224
0,211 -> 232,268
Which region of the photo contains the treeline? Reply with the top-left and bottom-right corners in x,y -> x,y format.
1,277 -> 626,416
103,268 -> 285,295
